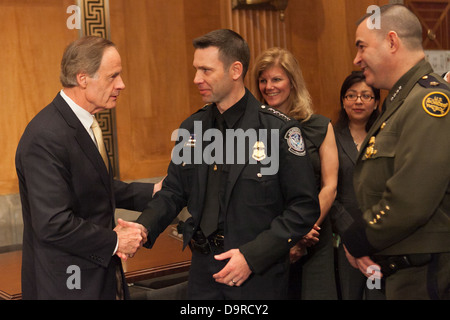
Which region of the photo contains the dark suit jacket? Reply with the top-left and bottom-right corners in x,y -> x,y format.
329,126 -> 361,235
137,91 -> 319,276
15,93 -> 154,299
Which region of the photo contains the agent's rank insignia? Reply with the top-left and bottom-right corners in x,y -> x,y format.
252,141 -> 266,161
364,136 -> 377,159
285,127 -> 305,156
422,92 -> 449,117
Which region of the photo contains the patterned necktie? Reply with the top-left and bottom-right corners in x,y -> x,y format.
91,116 -> 109,171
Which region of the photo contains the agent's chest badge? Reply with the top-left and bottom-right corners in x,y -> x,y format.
252,141 -> 266,161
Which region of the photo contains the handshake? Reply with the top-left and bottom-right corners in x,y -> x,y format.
112,177 -> 164,260
113,218 -> 148,260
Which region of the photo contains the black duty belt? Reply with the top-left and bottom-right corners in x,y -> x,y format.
189,230 -> 224,255
372,253 -> 432,277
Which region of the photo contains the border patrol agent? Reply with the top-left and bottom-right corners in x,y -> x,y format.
342,5 -> 450,300
136,29 -> 319,299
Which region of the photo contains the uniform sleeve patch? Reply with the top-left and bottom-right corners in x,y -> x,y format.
284,127 -> 306,156
422,92 -> 449,117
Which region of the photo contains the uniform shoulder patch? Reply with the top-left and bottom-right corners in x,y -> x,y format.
260,105 -> 291,122
422,91 -> 449,117
284,127 -> 306,156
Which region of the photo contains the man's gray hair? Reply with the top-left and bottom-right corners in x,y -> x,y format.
60,36 -> 116,88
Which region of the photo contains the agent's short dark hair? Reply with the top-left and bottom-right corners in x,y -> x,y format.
60,36 -> 116,88
357,4 -> 423,51
193,29 -> 250,79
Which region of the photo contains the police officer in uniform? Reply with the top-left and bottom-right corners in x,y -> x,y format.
136,29 -> 319,299
342,5 -> 450,300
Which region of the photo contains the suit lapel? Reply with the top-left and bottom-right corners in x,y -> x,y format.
53,93 -> 112,194
74,125 -> 112,193
336,127 -> 357,165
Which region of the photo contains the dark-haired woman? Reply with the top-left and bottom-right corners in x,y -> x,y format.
331,71 -> 384,299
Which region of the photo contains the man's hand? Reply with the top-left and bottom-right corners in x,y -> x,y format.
344,245 -> 383,278
213,249 -> 252,287
289,243 -> 307,264
114,218 -> 148,260
356,256 -> 383,279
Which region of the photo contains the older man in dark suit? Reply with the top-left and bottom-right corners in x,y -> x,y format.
16,36 -> 155,299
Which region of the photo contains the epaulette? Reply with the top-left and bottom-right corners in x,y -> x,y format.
259,105 -> 291,122
418,74 -> 449,90
193,103 -> 213,115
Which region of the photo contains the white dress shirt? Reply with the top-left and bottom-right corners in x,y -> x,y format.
60,89 -> 98,147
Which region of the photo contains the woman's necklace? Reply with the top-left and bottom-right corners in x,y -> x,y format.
350,128 -> 366,151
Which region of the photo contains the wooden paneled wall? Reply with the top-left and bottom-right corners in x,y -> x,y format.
406,0 -> 450,50
223,0 -> 290,94
0,0 -> 78,195
286,0 -> 389,120
1,0 -> 391,194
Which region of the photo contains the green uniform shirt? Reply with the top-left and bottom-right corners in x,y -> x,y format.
343,59 -> 450,257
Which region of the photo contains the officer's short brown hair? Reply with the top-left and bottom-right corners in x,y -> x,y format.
193,29 -> 250,79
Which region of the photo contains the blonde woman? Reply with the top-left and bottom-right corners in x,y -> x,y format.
253,47 -> 338,299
